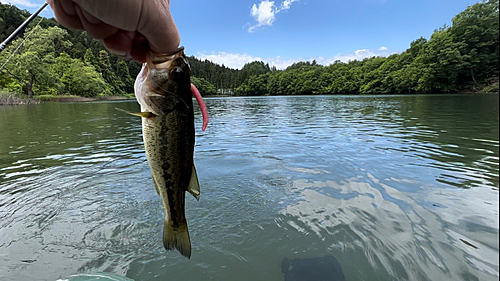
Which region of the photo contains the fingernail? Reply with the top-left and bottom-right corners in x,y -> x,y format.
108,49 -> 129,58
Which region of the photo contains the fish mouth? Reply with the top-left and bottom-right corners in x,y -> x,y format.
147,47 -> 186,68
144,46 -> 190,89
146,47 -> 190,87
136,47 -> 208,130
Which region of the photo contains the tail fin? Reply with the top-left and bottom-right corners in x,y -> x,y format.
163,221 -> 191,258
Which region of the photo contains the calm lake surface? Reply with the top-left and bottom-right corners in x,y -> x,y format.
0,94 -> 498,281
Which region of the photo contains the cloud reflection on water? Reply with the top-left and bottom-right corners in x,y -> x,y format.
280,173 -> 499,280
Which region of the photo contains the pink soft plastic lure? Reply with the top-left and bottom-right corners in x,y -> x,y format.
190,83 -> 209,131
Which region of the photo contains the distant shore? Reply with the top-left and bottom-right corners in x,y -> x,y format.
41,95 -> 134,103
0,93 -> 41,106
1,91 -> 498,106
0,94 -> 135,106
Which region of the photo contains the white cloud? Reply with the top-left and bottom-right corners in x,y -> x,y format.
281,0 -> 298,10
248,0 -> 299,33
197,47 -> 396,70
0,0 -> 39,7
197,52 -> 263,69
355,49 -> 369,55
249,1 -> 276,33
318,47 -> 395,65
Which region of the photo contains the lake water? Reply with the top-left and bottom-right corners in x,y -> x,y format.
0,94 -> 498,281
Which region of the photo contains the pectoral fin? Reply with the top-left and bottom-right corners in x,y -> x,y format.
187,165 -> 200,201
115,107 -> 155,119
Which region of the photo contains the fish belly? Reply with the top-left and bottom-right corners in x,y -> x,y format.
142,111 -> 194,258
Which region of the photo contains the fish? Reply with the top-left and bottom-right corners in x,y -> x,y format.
120,47 -> 208,258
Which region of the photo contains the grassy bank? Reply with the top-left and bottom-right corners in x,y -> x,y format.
479,76 -> 499,94
36,94 -> 135,103
0,91 -> 41,106
1,92 -> 135,105
2,89 -> 497,106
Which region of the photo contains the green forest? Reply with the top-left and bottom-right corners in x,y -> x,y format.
0,0 -> 498,100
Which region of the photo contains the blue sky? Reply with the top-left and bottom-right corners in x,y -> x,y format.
2,0 -> 479,69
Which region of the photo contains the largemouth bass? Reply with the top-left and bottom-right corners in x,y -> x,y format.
124,47 -> 208,258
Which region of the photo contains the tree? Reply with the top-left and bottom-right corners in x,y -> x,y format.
52,53 -> 110,97
240,61 -> 271,83
96,50 -> 125,95
0,26 -> 70,97
116,59 -> 134,94
191,76 -> 217,96
84,49 -> 97,67
0,16 -> 4,38
1,1 -> 497,97
449,0 -> 499,89
415,28 -> 467,92
0,4 -> 30,42
0,3 -> 142,98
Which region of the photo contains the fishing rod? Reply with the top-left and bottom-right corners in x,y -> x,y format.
0,3 -> 48,52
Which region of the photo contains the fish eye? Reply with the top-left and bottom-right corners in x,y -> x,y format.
170,67 -> 184,81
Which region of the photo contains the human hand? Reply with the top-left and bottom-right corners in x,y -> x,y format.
47,0 -> 180,63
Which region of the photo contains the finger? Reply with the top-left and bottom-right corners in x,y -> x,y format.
130,35 -> 149,63
74,4 -> 119,40
138,0 -> 180,55
72,0 -> 142,31
59,0 -> 76,16
105,31 -> 151,63
103,31 -> 134,59
80,8 -> 101,24
47,0 -> 84,29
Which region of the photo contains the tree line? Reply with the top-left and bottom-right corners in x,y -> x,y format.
1,0 -> 498,98
1,4 -> 136,98
235,0 -> 498,95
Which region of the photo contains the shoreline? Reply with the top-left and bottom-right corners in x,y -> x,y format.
43,96 -> 135,103
1,91 -> 497,106
0,94 -> 41,106
0,94 -> 135,106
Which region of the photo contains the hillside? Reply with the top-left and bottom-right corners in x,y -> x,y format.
1,0 -> 498,98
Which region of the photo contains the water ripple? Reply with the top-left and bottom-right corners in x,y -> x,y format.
0,96 -> 498,281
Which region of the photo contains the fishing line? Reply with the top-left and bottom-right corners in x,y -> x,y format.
0,17 -> 44,73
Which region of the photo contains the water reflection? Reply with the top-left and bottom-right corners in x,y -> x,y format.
280,175 -> 498,280
0,95 -> 498,281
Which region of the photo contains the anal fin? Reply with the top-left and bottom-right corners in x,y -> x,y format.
152,176 -> 160,196
187,165 -> 200,201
